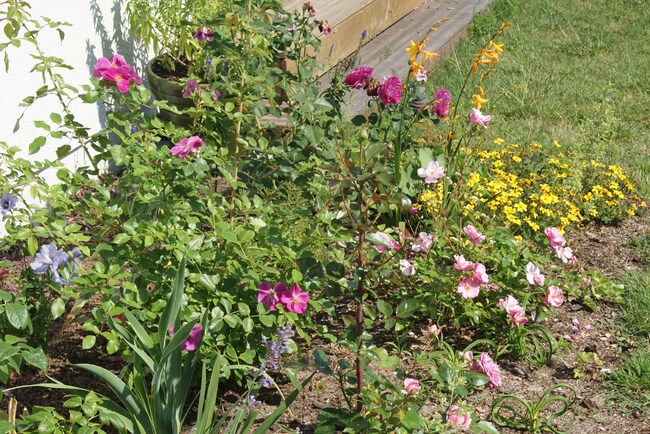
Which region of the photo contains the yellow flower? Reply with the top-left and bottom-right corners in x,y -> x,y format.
489,40 -> 504,53
494,138 -> 505,145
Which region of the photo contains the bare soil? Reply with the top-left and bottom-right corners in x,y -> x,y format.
2,213 -> 649,433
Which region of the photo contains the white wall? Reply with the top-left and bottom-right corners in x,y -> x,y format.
1,0 -> 148,234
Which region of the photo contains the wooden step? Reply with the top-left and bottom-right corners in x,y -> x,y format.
323,0 -> 493,114
283,0 -> 428,72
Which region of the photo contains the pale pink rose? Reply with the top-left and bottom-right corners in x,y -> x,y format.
545,285 -> 564,307
463,225 -> 485,246
462,351 -> 473,364
457,277 -> 481,299
526,262 -> 545,286
371,231 -> 401,253
453,254 -> 474,271
427,324 -> 441,337
447,405 -> 472,428
472,262 -> 489,284
499,295 -> 528,327
417,161 -> 445,184
471,352 -> 501,389
469,107 -> 492,127
544,227 -> 566,249
399,259 -> 416,276
411,232 -> 433,253
555,246 -> 574,264
403,378 -> 421,394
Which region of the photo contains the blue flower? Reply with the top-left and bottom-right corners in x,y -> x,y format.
30,243 -> 61,274
30,243 -> 83,285
1,192 -> 17,215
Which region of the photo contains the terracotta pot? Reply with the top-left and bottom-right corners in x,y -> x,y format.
145,57 -> 194,127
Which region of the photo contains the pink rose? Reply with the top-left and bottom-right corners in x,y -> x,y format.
469,107 -> 492,127
448,405 -> 472,427
403,378 -> 421,394
417,161 -> 445,184
344,66 -> 374,89
526,262 -> 545,286
377,75 -> 403,105
170,136 -> 203,159
457,277 -> 481,299
427,324 -> 441,337
453,255 -> 474,271
279,284 -> 309,314
544,227 -> 566,249
554,246 -> 574,264
463,225 -> 485,246
471,352 -> 501,389
499,295 -> 528,327
472,262 -> 489,284
371,231 -> 401,253
411,232 -> 433,253
545,285 -> 564,307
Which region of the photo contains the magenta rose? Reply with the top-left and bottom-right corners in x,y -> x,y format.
433,88 -> 451,117
377,75 -> 403,105
344,67 -> 374,89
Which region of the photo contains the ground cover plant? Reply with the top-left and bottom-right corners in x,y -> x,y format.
0,0 -> 649,432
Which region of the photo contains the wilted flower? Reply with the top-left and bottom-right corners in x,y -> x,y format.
463,225 -> 485,246
279,284 -> 309,314
1,192 -> 17,215
303,2 -> 317,16
316,19 -> 331,35
471,352 -> 501,389
448,405 -> 472,427
399,259 -> 416,276
170,136 -> 203,159
469,107 -> 492,127
526,262 -> 545,286
192,26 -> 214,42
247,395 -> 261,410
212,90 -> 221,101
344,66 -> 374,89
417,161 -> 445,184
545,285 -> 564,307
457,277 -> 481,299
377,75 -> 403,105
403,378 -> 421,394
411,232 -> 433,253
432,88 -> 451,117
182,80 -> 200,98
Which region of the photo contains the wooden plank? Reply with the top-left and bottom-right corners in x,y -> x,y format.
282,0 -> 428,73
329,0 -> 492,114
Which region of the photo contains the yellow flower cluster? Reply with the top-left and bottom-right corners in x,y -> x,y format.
420,139 -> 646,233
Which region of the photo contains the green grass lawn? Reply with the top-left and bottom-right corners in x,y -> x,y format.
428,0 -> 650,197
429,0 -> 650,412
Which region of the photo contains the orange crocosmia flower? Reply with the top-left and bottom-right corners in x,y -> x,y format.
489,40 -> 504,53
420,50 -> 438,61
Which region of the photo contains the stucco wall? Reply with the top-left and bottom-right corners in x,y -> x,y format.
1,0 -> 148,234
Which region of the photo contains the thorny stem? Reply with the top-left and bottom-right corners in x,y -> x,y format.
355,231 -> 366,413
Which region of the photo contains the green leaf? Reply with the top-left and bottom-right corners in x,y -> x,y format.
28,136 -> 46,154
475,421 -> 500,434
395,299 -> 417,319
113,233 -> 131,245
22,347 -> 48,371
242,317 -> 254,333
82,335 -> 96,349
376,300 -> 393,317
5,303 -> 28,329
313,348 -> 332,374
51,298 -> 65,319
27,236 -> 38,256
50,112 -> 62,124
